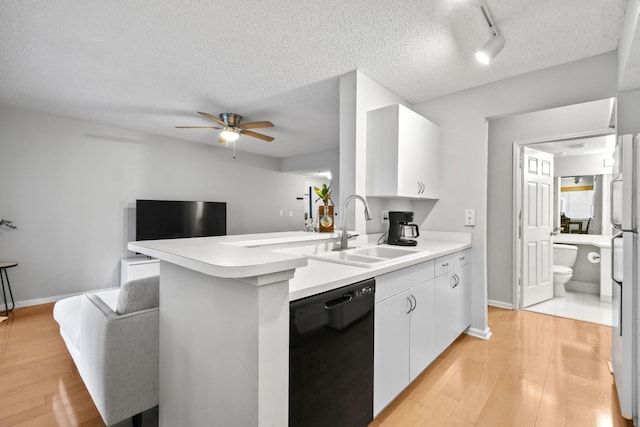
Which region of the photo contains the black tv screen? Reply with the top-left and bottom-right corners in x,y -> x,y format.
136,200 -> 226,241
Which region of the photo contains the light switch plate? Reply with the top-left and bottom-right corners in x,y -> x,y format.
464,209 -> 476,226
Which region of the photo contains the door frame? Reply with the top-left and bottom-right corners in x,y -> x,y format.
511,129 -> 616,310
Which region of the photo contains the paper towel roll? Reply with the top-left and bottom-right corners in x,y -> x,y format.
587,252 -> 601,263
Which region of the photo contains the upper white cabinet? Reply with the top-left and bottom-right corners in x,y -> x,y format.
366,104 -> 440,199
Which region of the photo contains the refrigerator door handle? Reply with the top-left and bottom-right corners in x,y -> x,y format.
611,231 -> 623,337
611,231 -> 623,285
610,174 -> 623,230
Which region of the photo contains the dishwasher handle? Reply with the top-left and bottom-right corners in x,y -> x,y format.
324,294 -> 353,309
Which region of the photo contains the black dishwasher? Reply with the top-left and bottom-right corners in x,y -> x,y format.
289,278 -> 375,427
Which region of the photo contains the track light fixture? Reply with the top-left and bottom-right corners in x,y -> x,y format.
475,4 -> 504,65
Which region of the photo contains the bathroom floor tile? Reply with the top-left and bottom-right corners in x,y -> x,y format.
524,291 -> 612,327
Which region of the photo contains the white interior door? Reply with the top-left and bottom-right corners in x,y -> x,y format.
521,147 -> 554,307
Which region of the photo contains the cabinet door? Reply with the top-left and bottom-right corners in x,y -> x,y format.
408,280 -> 435,382
452,251 -> 471,337
396,107 -> 427,198
396,106 -> 440,199
416,118 -> 440,199
374,291 -> 411,416
434,272 -> 455,354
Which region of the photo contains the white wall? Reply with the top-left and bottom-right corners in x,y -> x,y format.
618,0 -> 640,90
413,52 -> 617,319
555,153 -> 614,177
0,106 -> 309,305
487,99 -> 614,305
617,87 -> 640,134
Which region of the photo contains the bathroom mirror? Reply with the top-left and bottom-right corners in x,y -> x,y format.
557,174 -> 611,235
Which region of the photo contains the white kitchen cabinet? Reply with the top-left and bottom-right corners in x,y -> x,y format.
374,288 -> 411,415
453,250 -> 471,337
366,104 -> 440,199
408,280 -> 435,382
374,261 -> 435,416
434,250 -> 471,354
120,256 -> 159,286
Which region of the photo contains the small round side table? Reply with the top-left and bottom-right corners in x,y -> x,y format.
0,261 -> 17,316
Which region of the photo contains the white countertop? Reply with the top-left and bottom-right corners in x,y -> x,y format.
553,233 -> 612,248
128,230 -> 471,300
128,232 -> 310,279
285,233 -> 471,300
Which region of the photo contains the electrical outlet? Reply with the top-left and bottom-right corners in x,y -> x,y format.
464,209 -> 476,226
381,210 -> 389,223
279,210 -> 284,217
289,211 -> 294,217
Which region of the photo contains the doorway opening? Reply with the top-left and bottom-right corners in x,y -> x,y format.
512,130 -> 616,325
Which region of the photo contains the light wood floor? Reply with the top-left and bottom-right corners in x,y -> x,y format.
371,307 -> 633,427
0,304 -> 634,426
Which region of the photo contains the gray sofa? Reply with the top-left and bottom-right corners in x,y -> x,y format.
53,276 -> 159,426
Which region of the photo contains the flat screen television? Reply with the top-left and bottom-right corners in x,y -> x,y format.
136,199 -> 226,241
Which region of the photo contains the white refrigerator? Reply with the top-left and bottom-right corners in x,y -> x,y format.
611,133 -> 638,421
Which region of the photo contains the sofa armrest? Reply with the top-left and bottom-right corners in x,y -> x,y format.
78,293 -> 159,426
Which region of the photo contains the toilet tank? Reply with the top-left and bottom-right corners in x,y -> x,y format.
553,244 -> 578,267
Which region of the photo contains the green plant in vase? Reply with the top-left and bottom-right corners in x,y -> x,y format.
314,184 -> 333,230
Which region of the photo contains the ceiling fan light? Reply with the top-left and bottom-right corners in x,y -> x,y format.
221,128 -> 239,141
475,33 -> 505,65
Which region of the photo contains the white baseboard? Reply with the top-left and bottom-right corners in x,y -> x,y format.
466,326 -> 492,340
488,299 -> 514,310
566,280 -> 599,295
0,287 -> 117,311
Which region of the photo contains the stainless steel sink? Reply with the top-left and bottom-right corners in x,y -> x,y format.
307,245 -> 422,268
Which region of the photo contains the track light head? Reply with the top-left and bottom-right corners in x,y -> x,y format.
475,33 -> 505,64
475,4 -> 505,65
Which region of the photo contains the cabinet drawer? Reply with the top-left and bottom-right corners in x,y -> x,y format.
454,249 -> 471,269
434,255 -> 454,277
375,260 -> 435,303
121,258 -> 160,286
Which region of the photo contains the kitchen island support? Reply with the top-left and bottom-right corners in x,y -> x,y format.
158,261 -> 293,427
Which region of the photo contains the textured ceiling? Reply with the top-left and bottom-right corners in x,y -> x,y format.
0,0 -> 627,159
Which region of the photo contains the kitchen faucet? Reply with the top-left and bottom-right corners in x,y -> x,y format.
338,194 -> 372,250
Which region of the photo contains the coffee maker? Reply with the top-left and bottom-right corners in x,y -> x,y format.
387,211 -> 420,246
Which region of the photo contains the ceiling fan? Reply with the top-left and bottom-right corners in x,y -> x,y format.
176,112 -> 274,143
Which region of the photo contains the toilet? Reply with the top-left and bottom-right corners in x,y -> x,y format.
553,244 -> 578,297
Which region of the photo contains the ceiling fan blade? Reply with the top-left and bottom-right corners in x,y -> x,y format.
175,126 -> 221,129
197,112 -> 226,126
241,130 -> 274,142
239,121 -> 274,129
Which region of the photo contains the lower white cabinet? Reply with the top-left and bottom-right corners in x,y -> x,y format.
453,250 -> 471,337
408,280 -> 436,381
373,249 -> 472,416
374,288 -> 411,415
434,250 -> 471,354
374,261 -> 435,416
120,256 -> 160,286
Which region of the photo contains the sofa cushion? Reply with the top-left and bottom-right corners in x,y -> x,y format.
53,294 -> 84,351
116,275 -> 160,314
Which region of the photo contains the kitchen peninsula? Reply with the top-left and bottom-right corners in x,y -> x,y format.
128,230 -> 471,426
